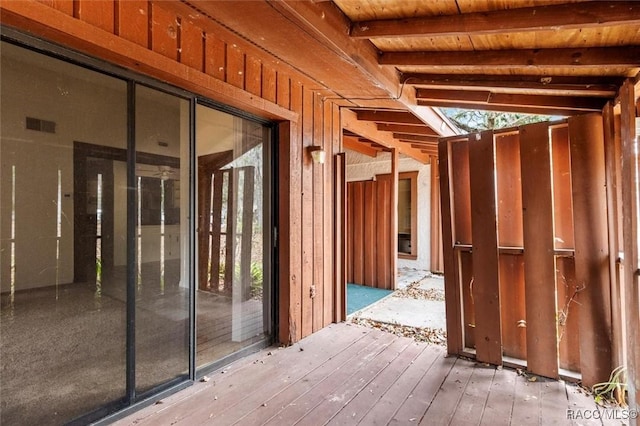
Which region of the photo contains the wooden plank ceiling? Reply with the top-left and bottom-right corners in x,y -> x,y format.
179,1 -> 640,159
328,0 -> 640,157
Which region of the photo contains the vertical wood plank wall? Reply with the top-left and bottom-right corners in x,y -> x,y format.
430,155 -> 444,273
346,179 -> 393,289
9,0 -> 342,344
469,133 -> 502,366
620,81 -> 640,409
520,122 -> 559,379
439,118 -> 615,387
568,114 -> 613,388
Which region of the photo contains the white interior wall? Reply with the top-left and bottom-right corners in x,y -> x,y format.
0,43 -> 188,291
345,150 -> 432,271
0,43 -> 127,291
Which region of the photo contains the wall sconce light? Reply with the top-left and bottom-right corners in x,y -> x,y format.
308,145 -> 326,164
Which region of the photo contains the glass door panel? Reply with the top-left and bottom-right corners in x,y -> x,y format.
195,104 -> 271,368
0,41 -> 127,424
134,86 -> 190,394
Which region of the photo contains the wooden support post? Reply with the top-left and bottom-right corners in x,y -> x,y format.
520,122 -> 559,379
390,147 -> 399,290
469,132 -> 502,366
430,155 -> 444,273
278,121 -> 302,344
568,113 -> 613,388
334,152 -> 346,323
439,139 -> 463,354
352,181 -> 365,285
376,177 -> 391,289
620,79 -> 640,412
363,181 -> 377,287
604,102 -> 626,370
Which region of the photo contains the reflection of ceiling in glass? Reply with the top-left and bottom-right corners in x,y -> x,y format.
1,41 -> 126,93
196,104 -> 237,156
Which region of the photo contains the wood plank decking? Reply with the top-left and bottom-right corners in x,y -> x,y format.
115,323 -> 618,426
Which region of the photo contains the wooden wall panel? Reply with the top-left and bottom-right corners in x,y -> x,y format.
376,178 -> 391,289
226,44 -> 245,89
450,140 -> 472,244
245,56 -> 262,97
498,254 -> 526,360
334,152 -> 346,323
117,0 -> 148,47
520,121 -> 559,379
323,101 -> 337,327
347,183 -> 354,284
278,120 -> 302,343
557,257 -> 581,372
204,32 -> 226,81
495,133 -> 523,248
76,0 -> 114,33
262,66 -> 277,104
180,19 -> 204,71
469,132 -> 502,366
603,102 -> 625,369
551,126 -> 575,250
352,181 -> 365,286
459,250 -> 475,350
619,80 -> 640,408
301,87 -> 314,338
312,92 -> 324,332
495,133 -> 525,362
285,80 -> 304,343
389,148 -> 398,290
439,140 -> 463,354
430,156 -> 444,273
37,0 -> 73,16
150,4 -> 179,61
277,73 -> 291,110
568,113 -> 612,387
363,181 -> 377,287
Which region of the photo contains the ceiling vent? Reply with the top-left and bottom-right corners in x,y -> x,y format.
26,117 -> 56,134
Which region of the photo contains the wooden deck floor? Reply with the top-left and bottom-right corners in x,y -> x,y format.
115,323 -> 618,426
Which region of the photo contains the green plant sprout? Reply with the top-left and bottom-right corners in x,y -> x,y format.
592,366 -> 627,407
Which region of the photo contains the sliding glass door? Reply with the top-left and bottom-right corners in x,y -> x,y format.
1,36 -> 275,425
0,41 -> 191,424
0,41 -> 129,425
195,104 -> 272,369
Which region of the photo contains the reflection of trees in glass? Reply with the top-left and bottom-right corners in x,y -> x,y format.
441,108 -> 552,133
228,144 -> 263,234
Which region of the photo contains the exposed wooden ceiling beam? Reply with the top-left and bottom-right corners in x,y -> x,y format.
343,109 -> 430,163
343,135 -> 379,157
411,143 -> 438,153
355,110 -> 426,125
377,123 -> 438,136
358,138 -> 386,151
392,133 -> 439,143
380,47 -> 640,68
268,1 -> 457,136
415,88 -> 607,111
402,73 -> 620,97
351,1 -> 640,39
416,100 -> 578,117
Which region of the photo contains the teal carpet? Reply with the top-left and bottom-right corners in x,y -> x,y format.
347,283 -> 393,315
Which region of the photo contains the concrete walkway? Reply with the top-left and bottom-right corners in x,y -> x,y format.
350,269 -> 447,343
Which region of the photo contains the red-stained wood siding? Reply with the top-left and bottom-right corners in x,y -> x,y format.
346,177 -> 394,290
440,118 -> 616,387
1,0 -> 341,345
76,0 -> 114,33
569,113 -> 613,388
117,0 -> 148,48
